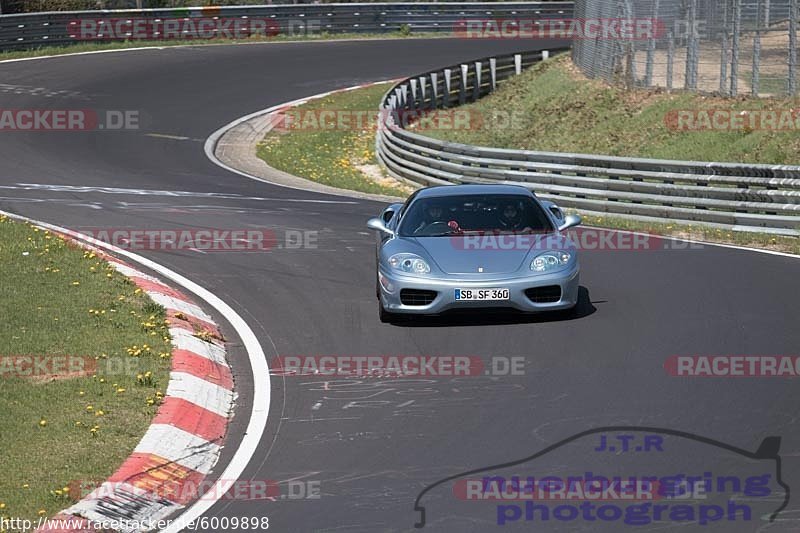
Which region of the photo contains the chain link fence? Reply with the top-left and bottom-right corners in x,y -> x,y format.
572,0 -> 799,97
0,1 -> 318,12
0,0 -> 566,14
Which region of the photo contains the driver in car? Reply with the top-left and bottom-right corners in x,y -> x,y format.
413,204 -> 446,234
498,203 -> 532,233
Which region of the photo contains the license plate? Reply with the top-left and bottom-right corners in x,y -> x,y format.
454,288 -> 510,301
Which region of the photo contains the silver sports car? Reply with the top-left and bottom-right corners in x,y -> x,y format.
367,184 -> 582,322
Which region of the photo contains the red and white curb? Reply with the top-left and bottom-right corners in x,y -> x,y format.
38,241 -> 235,533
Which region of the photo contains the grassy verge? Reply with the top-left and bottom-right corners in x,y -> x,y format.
252,55 -> 797,254
0,215 -> 172,521
0,32 -> 441,62
257,82 -> 412,197
422,53 -> 800,164
576,213 -> 800,255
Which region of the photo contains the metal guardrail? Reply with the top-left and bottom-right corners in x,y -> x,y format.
376,49 -> 800,235
0,2 -> 573,51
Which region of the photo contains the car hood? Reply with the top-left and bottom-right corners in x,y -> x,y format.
412,234 -> 547,275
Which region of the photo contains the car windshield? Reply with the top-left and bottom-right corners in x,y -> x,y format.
397,194 -> 554,237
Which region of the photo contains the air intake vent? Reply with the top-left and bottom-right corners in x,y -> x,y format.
400,289 -> 437,306
525,285 -> 562,303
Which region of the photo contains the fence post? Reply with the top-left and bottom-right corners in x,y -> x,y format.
720,0 -> 730,94
430,72 -> 438,109
685,0 -> 698,90
418,76 -> 427,109
790,0 -> 798,95
645,0 -> 659,86
752,0 -> 762,96
459,64 -> 468,105
409,79 -> 418,110
731,0 -> 741,96
489,58 -> 497,91
667,31 -> 675,91
443,68 -> 451,107
473,61 -> 482,101
514,54 -> 522,75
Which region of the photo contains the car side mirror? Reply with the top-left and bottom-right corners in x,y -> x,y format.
558,214 -> 582,231
367,217 -> 395,236
549,206 -> 565,221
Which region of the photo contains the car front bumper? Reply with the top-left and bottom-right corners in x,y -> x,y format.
378,264 -> 580,315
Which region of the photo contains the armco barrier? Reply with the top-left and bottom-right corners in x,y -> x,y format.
376,49 -> 800,236
0,2 -> 573,51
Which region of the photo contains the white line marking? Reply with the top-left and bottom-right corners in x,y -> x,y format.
108,262 -> 166,284
0,37 -> 440,65
169,328 -> 228,366
135,424 -> 222,473
166,372 -> 233,418
0,210 -> 270,533
148,293 -> 214,323
3,182 -> 356,204
146,133 -> 192,141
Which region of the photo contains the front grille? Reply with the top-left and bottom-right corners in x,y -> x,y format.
525,285 -> 562,303
400,289 -> 437,306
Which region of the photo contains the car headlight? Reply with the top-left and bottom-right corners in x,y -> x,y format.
388,253 -> 430,275
531,251 -> 572,272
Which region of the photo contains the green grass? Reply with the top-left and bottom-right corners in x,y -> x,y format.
257,82 -> 411,196
576,212 -> 799,255
423,54 -> 800,165
0,215 -> 173,521
252,55 -> 798,254
0,32 -> 443,62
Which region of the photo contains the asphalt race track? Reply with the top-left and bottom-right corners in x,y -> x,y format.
1,38 -> 799,532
